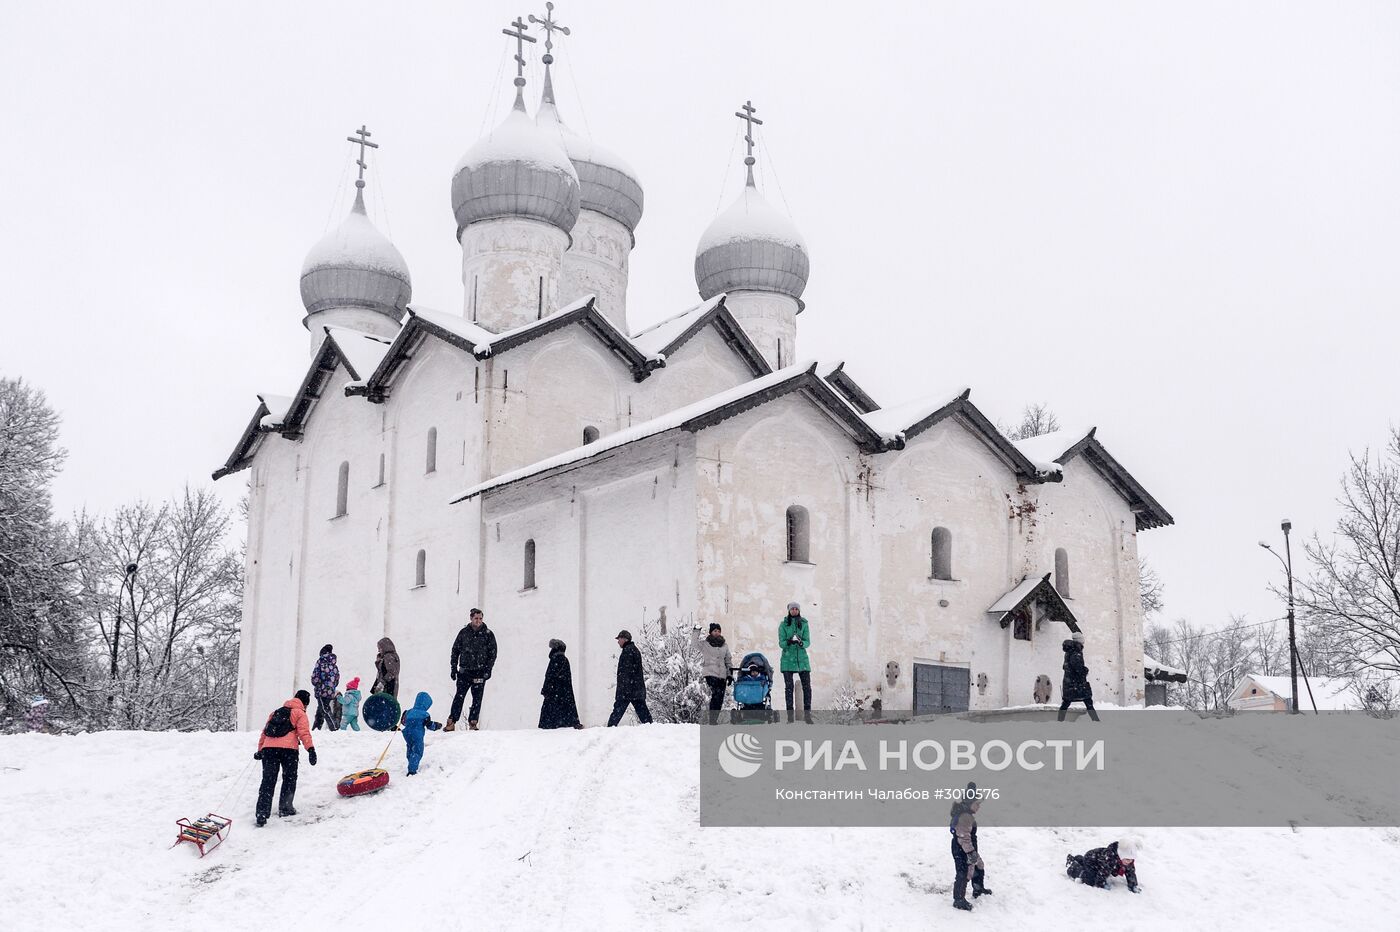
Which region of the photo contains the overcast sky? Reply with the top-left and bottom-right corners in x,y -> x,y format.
4,1 -> 1398,630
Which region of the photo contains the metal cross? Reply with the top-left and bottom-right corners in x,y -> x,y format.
735,100 -> 764,184
345,125 -> 378,189
503,16 -> 537,88
528,2 -> 570,59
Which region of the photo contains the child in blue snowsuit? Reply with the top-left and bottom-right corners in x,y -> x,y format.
400,691 -> 441,775
338,677 -> 363,731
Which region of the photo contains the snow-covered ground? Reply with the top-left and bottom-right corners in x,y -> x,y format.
3,726 -> 1398,931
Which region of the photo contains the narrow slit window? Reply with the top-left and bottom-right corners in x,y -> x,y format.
1055,548 -> 1070,597
376,452 -> 385,487
415,549 -> 426,588
786,505 -> 810,563
583,425 -> 600,444
537,277 -> 544,319
931,527 -> 952,580
335,461 -> 349,517
523,539 -> 537,590
426,427 -> 438,474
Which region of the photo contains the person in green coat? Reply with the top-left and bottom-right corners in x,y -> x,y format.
778,602 -> 812,719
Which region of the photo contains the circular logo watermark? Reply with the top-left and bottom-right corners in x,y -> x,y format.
717,732 -> 764,779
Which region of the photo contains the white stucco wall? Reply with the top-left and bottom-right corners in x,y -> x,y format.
461,217 -> 570,332
721,291 -> 800,369
560,210 -> 631,332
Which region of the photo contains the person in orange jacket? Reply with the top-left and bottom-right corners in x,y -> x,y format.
253,689 -> 317,826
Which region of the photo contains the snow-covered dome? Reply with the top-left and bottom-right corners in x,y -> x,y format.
451,104 -> 581,236
300,191 -> 412,318
537,95 -> 643,235
694,182 -> 809,301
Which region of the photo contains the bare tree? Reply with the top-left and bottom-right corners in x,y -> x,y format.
1138,558 -> 1165,618
1294,429 -> 1400,680
1001,403 -> 1062,442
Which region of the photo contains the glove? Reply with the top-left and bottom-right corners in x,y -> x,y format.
253,751 -> 262,761
726,676 -> 733,685
450,669 -> 457,681
307,748 -> 317,766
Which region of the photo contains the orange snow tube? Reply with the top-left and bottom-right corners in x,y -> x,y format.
337,768 -> 390,797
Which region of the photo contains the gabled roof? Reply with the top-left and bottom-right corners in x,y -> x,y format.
863,389 -> 1050,483
211,327 -> 391,480
1144,654 -> 1188,683
1012,427 -> 1174,532
630,296 -> 771,376
452,361 -> 889,502
986,573 -> 1081,633
820,362 -> 880,414
1228,673 -> 1358,710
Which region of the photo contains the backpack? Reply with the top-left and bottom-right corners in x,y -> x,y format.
263,706 -> 293,738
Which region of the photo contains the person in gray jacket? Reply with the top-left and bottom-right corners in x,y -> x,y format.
695,622 -> 733,724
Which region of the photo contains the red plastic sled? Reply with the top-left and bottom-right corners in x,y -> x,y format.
337,768 -> 390,797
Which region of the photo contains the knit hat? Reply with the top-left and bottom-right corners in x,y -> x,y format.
1118,837 -> 1139,860
294,689 -> 312,709
347,677 -> 360,690
615,630 -> 632,642
549,638 -> 566,652
1071,630 -> 1085,643
709,623 -> 722,633
787,601 -> 800,611
320,643 -> 334,655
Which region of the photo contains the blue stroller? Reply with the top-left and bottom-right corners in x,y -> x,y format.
731,652 -> 778,724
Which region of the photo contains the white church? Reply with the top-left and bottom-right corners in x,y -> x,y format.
216,13 -> 1173,730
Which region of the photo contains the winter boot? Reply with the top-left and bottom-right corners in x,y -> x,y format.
278,807 -> 297,817
443,718 -> 456,733
952,898 -> 972,911
256,816 -> 267,827
468,721 -> 479,731
973,885 -> 993,897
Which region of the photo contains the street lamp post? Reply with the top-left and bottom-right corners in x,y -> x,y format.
1259,522 -> 1299,714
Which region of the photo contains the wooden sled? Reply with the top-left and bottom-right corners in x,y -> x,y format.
174,813 -> 232,857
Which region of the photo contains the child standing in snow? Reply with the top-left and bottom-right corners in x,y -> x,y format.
338,677 -> 362,731
400,691 -> 442,775
1066,838 -> 1141,892
950,781 -> 991,911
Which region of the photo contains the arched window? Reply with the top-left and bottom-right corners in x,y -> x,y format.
376,452 -> 385,487
1055,548 -> 1070,597
425,427 -> 438,474
335,461 -> 349,517
523,539 -> 537,590
931,527 -> 953,580
582,425 -> 600,445
786,505 -> 811,563
414,549 -> 426,587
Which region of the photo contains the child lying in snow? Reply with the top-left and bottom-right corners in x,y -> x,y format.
400,691 -> 442,775
1066,838 -> 1140,892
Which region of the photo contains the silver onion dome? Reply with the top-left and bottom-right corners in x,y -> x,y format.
451,103 -> 581,237
694,182 -> 809,301
536,76 -> 643,235
300,189 -> 412,318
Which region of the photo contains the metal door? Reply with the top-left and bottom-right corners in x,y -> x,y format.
913,663 -> 971,714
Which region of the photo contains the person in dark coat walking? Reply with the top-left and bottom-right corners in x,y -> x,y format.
253,690 -> 316,827
539,639 -> 582,729
447,608 -> 498,731
371,636 -> 400,699
1066,838 -> 1140,892
606,630 -> 652,726
310,644 -> 341,730
949,781 -> 991,910
1058,631 -> 1100,721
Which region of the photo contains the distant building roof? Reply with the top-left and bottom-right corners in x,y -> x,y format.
1228,673 -> 1358,710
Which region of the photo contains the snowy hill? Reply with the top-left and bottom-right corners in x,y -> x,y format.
3,726 -> 1398,930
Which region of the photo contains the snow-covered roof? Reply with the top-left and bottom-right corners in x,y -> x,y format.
630,296 -> 725,356
1144,653 -> 1188,682
452,360 -> 885,502
819,362 -> 880,415
985,573 -> 1081,632
1237,674 -> 1358,710
324,327 -> 393,382
451,104 -> 580,234
256,393 -> 293,430
405,306 -> 495,349
1011,427 -> 1095,475
862,388 -> 970,441
695,183 -> 809,302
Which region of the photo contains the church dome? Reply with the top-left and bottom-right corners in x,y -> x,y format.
451,104 -> 581,236
537,98 -> 644,235
300,191 -> 412,317
694,182 -> 809,301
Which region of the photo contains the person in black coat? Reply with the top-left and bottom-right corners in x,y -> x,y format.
1057,631 -> 1100,721
606,630 -> 653,726
539,639 -> 582,729
447,608 -> 498,731
1066,839 -> 1140,892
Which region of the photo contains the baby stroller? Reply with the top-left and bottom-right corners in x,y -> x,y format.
731,652 -> 778,724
